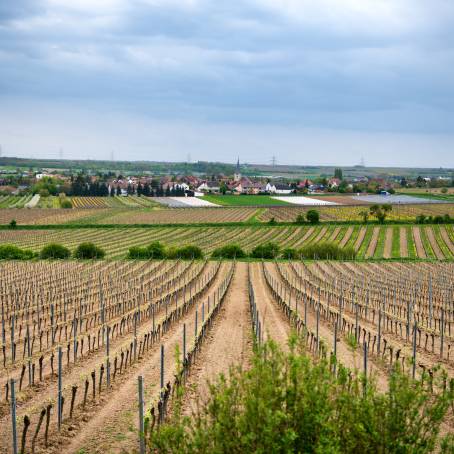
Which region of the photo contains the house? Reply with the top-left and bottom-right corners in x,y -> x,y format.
266,183 -> 293,195
197,181 -> 220,192
241,182 -> 266,194
328,178 -> 341,188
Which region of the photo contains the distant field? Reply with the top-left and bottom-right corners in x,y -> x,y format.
201,194 -> 292,206
396,189 -> 454,202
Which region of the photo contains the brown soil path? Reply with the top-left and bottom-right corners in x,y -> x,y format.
440,227 -> 454,255
365,227 -> 379,258
292,227 -> 315,248
399,227 -> 408,258
180,262 -> 253,415
383,228 -> 393,259
354,227 -> 367,251
339,226 -> 354,247
425,227 -> 444,259
412,227 -> 426,258
253,263 -> 291,347
440,226 -> 454,255
327,227 -> 341,243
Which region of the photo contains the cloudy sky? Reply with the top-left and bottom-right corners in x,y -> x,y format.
1,0 -> 453,167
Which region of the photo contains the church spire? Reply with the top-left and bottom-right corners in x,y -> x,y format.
234,157 -> 241,182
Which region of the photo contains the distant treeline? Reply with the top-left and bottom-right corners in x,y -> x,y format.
0,157 -> 242,176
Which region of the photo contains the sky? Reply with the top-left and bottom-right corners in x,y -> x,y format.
0,0 -> 453,167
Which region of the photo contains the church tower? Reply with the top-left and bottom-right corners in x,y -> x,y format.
234,157 -> 241,182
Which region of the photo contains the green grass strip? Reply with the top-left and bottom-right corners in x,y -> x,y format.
373,227 -> 386,259
391,227 -> 400,259
419,227 -> 436,259
406,226 -> 417,259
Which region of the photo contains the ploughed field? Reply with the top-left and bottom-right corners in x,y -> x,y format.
0,260 -> 453,453
0,224 -> 453,259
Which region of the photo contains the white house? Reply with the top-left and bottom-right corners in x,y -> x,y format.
266,182 -> 293,195
173,183 -> 190,191
197,181 -> 220,192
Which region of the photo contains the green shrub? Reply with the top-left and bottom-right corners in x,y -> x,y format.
149,338 -> 454,453
0,244 -> 35,260
299,242 -> 356,260
127,246 -> 149,259
295,213 -> 305,224
306,209 -> 320,224
146,241 -> 166,259
268,217 -> 277,225
251,242 -> 280,259
416,214 -> 426,224
171,245 -> 203,260
73,242 -> 105,259
212,244 -> 246,259
60,199 -> 72,209
40,243 -> 71,259
9,219 -> 17,229
281,247 -> 299,259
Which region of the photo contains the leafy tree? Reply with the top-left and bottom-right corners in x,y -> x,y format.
0,244 -> 34,259
172,245 -> 203,260
212,244 -> 246,259
306,209 -> 320,224
73,242 -> 105,259
146,241 -> 166,259
281,248 -> 299,259
370,204 -> 392,224
359,210 -> 369,224
251,242 -> 280,259
9,219 -> 17,229
334,168 -> 343,180
40,243 -> 71,259
295,213 -> 306,224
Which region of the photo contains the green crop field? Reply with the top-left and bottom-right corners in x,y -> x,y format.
201,194 -> 292,206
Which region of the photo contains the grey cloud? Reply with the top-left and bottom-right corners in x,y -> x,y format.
0,0 -> 453,164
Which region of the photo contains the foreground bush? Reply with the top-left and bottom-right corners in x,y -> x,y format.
0,244 -> 35,260
251,242 -> 280,259
212,244 -> 246,259
40,243 -> 71,259
73,242 -> 105,259
149,338 -> 454,453
299,242 -> 356,260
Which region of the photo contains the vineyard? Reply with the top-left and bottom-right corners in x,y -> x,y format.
259,203 -> 454,222
0,203 -> 453,228
0,224 -> 453,260
0,260 -> 453,453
